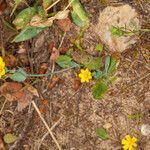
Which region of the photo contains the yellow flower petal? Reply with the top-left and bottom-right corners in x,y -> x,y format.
79,73 -> 83,78
129,146 -> 133,150
81,78 -> 85,83
132,137 -> 137,143
0,56 -> 6,78
1,69 -> 5,76
125,135 -> 131,141
133,143 -> 137,147
81,69 -> 85,74
122,135 -> 137,150
122,139 -> 127,145
78,68 -> 92,83
123,145 -> 129,150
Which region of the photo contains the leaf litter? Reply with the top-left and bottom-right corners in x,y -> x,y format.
0,82 -> 39,111
0,0 -> 150,149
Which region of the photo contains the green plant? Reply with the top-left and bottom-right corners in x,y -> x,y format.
96,127 -> 110,140
92,56 -> 119,100
11,0 -> 89,42
110,26 -> 150,37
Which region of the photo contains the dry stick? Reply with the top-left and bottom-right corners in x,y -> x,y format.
0,99 -> 7,114
38,116 -> 63,150
46,0 -> 61,11
125,72 -> 150,89
31,101 -> 61,150
118,72 -> 150,96
50,32 -> 67,79
64,0 -> 74,11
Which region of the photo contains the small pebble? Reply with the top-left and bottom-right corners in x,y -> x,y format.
141,124 -> 150,136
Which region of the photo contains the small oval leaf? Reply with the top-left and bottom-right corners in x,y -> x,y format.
13,26 -> 45,42
96,128 -> 109,140
3,133 -> 17,144
10,68 -> 27,82
56,55 -> 79,68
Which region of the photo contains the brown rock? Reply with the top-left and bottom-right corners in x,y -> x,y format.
95,5 -> 140,52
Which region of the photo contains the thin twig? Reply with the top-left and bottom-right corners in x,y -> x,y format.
46,0 -> 61,11
64,0 -> 74,11
50,32 -> 67,79
127,72 -> 150,87
58,32 -> 66,49
121,72 -> 150,92
0,99 -> 7,114
38,116 -> 63,150
31,101 -> 61,150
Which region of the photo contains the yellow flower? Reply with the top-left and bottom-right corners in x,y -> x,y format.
78,68 -> 92,83
122,135 -> 137,150
0,56 -> 5,78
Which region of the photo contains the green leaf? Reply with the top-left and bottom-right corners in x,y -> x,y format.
2,18 -> 17,32
71,11 -> 87,27
13,7 -> 37,29
96,128 -> 109,140
105,56 -> 111,73
66,48 -> 73,56
74,28 -> 85,50
127,114 -> 143,120
92,70 -> 104,79
110,26 -> 125,37
56,55 -> 79,68
74,38 -> 83,50
84,57 -> 100,70
96,43 -> 103,52
13,26 -> 45,42
107,57 -> 119,74
10,68 -> 27,82
70,0 -> 89,27
3,133 -> 17,144
92,81 -> 108,99
72,51 -> 100,70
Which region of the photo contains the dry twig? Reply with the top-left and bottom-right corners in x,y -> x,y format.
38,116 -> 63,150
32,101 -> 61,150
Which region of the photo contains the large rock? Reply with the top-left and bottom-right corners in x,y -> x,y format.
95,5 -> 140,52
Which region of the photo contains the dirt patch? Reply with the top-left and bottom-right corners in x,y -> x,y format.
0,0 -> 150,150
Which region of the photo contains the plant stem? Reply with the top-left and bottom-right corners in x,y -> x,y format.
140,29 -> 150,32
27,66 -> 78,77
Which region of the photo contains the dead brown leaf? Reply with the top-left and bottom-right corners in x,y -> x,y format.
39,63 -> 48,74
18,54 -> 29,66
0,82 -> 39,111
48,76 -> 64,90
48,41 -> 55,53
0,82 -> 22,96
26,85 -> 39,97
17,45 -> 27,54
0,0 -> 7,15
59,47 -> 68,54
56,18 -> 72,32
30,10 -> 69,28
73,79 -> 81,91
4,55 -> 16,67
50,47 -> 60,61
